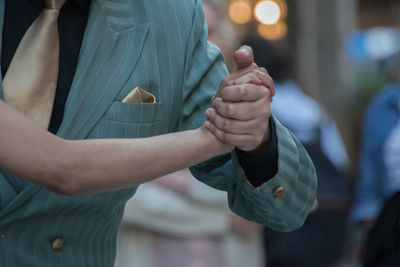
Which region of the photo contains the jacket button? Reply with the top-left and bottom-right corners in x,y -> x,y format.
51,237 -> 65,251
272,186 -> 285,200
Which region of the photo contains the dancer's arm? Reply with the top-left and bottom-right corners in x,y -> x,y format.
0,100 -> 232,195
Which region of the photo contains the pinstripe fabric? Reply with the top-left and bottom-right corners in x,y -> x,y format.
0,0 -> 316,266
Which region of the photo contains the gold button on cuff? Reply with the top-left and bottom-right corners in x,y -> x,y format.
51,237 -> 65,251
272,186 -> 285,200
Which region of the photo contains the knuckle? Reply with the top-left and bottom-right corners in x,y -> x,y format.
221,77 -> 230,86
268,76 -> 275,85
261,86 -> 269,96
222,119 -> 231,131
225,134 -> 235,144
209,114 -> 216,123
238,84 -> 247,97
258,67 -> 268,74
220,87 -> 230,99
226,104 -> 236,116
209,123 -> 216,133
220,132 -> 229,142
253,69 -> 262,77
269,77 -> 275,86
248,73 -> 258,80
213,102 -> 219,111
214,128 -> 222,139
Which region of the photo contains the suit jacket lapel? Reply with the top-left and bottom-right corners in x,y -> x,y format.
57,0 -> 149,140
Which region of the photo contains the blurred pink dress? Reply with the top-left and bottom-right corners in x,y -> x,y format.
153,234 -> 225,267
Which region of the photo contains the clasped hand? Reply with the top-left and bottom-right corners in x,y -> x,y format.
204,46 -> 275,154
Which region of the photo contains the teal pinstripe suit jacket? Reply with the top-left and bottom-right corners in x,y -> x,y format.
0,0 -> 317,266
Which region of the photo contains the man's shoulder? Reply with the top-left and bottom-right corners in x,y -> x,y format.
125,0 -> 199,17
121,0 -> 201,36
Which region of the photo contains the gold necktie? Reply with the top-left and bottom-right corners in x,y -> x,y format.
3,0 -> 67,129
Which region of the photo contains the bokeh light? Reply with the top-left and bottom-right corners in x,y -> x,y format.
257,21 -> 288,40
274,0 -> 288,19
228,1 -> 252,25
254,0 -> 281,25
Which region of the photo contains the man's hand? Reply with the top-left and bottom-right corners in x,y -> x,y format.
213,45 -> 275,99
204,46 -> 275,153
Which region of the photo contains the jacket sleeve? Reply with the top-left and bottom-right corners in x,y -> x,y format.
178,0 -> 317,231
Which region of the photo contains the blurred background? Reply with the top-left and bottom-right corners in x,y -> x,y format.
225,0 -> 398,167
116,1 -> 400,267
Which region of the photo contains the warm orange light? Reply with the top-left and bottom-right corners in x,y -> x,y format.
257,21 -> 288,40
254,0 -> 281,25
228,1 -> 252,25
274,0 -> 288,19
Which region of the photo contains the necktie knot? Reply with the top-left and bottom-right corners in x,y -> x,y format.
45,0 -> 67,10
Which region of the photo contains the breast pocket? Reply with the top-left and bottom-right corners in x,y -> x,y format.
89,101 -> 164,139
105,101 -> 163,123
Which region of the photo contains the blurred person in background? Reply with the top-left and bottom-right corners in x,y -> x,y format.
241,35 -> 351,267
349,75 -> 400,266
349,2 -> 400,265
350,81 -> 400,228
115,1 -> 264,267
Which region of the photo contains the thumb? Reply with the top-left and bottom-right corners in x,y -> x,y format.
233,45 -> 254,72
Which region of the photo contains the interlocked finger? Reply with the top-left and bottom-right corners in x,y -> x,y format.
204,120 -> 258,149
216,83 -> 271,104
233,72 -> 262,86
253,68 -> 275,97
214,63 -> 258,98
205,108 -> 259,134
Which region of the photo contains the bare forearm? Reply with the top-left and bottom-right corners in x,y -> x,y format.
0,100 -> 230,195
64,128 -> 228,194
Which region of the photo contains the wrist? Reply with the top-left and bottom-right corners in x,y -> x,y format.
196,126 -> 233,155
